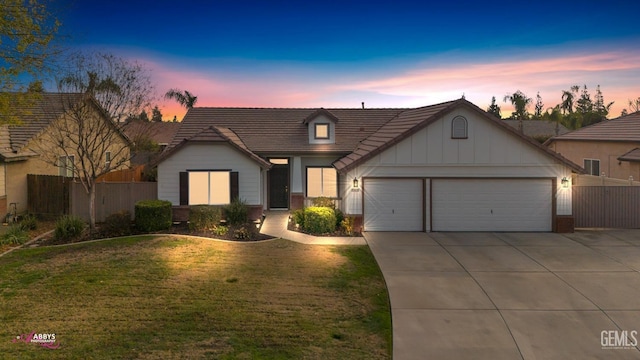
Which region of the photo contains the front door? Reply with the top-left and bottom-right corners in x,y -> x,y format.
269,160 -> 289,209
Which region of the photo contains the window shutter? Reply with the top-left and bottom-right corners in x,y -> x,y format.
230,171 -> 239,201
179,172 -> 188,205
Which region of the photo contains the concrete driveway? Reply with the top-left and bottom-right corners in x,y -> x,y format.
364,230 -> 640,360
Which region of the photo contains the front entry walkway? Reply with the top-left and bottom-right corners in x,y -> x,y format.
259,211 -> 365,245
365,231 -> 640,360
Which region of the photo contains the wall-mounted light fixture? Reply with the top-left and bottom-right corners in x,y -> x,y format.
353,177 -> 359,189
561,177 -> 570,188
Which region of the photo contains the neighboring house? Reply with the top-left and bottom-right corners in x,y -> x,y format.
122,121 -> 180,165
502,120 -> 570,142
156,98 -> 582,232
546,112 -> 640,181
0,93 -> 131,215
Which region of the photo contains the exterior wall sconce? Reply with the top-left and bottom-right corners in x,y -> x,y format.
561,177 -> 570,188
353,177 -> 359,189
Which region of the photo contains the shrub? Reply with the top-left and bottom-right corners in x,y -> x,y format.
232,223 -> 258,240
334,208 -> 344,230
302,207 -> 336,234
224,198 -> 248,225
54,215 -> 87,241
189,205 -> 223,232
213,225 -> 228,236
135,200 -> 172,232
311,196 -> 335,209
291,208 -> 305,228
103,210 -> 132,237
341,217 -> 355,235
19,214 -> 38,231
1,225 -> 29,245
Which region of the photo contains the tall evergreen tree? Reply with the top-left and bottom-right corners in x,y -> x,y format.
486,96 -> 501,119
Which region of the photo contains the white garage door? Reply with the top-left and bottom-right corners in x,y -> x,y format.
364,179 -> 423,231
432,179 -> 552,232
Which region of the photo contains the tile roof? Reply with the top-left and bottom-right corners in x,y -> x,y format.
169,107 -> 406,154
1,93 -> 85,160
162,99 -> 583,174
502,120 -> 570,138
121,121 -> 181,145
618,148 -> 640,162
549,111 -> 640,142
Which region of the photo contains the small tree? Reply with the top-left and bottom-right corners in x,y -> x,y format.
486,96 -> 501,119
0,0 -> 60,123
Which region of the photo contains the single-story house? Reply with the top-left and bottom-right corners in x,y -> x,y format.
546,111 -> 640,181
156,98 -> 582,232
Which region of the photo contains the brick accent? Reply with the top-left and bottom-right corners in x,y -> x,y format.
290,193 -> 304,210
0,196 -> 6,220
555,215 -> 575,233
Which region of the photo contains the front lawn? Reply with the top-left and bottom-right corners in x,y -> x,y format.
0,236 -> 391,359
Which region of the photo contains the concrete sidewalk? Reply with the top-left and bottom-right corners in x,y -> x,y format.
259,210 -> 365,245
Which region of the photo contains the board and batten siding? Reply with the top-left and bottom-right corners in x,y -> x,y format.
158,143 -> 263,206
340,108 -> 573,217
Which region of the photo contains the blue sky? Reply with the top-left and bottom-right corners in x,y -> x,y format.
55,0 -> 640,119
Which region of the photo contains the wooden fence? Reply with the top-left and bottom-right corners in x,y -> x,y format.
573,186 -> 640,228
70,181 -> 158,222
96,165 -> 146,182
27,174 -> 71,217
27,175 -> 157,222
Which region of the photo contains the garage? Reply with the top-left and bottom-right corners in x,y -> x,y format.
364,178 -> 423,231
431,179 -> 552,232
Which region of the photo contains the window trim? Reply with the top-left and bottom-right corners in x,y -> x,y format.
583,158 -> 601,176
184,169 -> 234,205
306,166 -> 338,198
105,151 -> 112,169
58,155 -> 75,177
451,116 -> 468,139
314,123 -> 330,140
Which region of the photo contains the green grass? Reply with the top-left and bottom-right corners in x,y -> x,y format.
0,236 -> 391,359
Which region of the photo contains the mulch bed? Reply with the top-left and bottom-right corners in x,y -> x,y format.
26,221 -> 274,248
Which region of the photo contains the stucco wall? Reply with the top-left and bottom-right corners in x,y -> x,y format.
549,140 -> 640,181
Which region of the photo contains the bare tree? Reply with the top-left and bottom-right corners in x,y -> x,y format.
36,53 -> 154,229
35,93 -> 131,230
58,52 -> 155,122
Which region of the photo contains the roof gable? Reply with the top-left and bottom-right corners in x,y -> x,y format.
155,126 -> 271,169
333,99 -> 584,173
302,108 -> 340,124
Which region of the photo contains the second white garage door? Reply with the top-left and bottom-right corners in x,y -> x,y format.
364,178 -> 423,231
431,179 -> 552,232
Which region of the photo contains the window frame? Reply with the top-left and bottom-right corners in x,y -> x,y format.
187,170 -> 232,205
314,123 -> 330,140
451,116 -> 468,139
306,166 -> 338,198
105,151 -> 112,169
58,155 -> 75,177
583,158 -> 601,176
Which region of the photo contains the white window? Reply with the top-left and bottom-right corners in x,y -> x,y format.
188,171 -> 231,205
307,167 -> 337,197
451,116 -> 468,139
105,151 -> 112,169
314,123 -> 329,139
58,155 -> 74,177
584,159 -> 600,176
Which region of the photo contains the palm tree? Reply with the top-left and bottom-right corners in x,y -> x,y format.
560,85 -> 579,115
503,90 -> 532,120
164,88 -> 198,109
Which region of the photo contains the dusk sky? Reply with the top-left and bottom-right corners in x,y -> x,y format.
55,0 -> 640,121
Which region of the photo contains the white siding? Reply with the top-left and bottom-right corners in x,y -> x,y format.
158,143 -> 262,206
341,108 -> 573,217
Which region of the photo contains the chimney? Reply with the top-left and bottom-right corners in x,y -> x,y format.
361,102 -> 365,109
